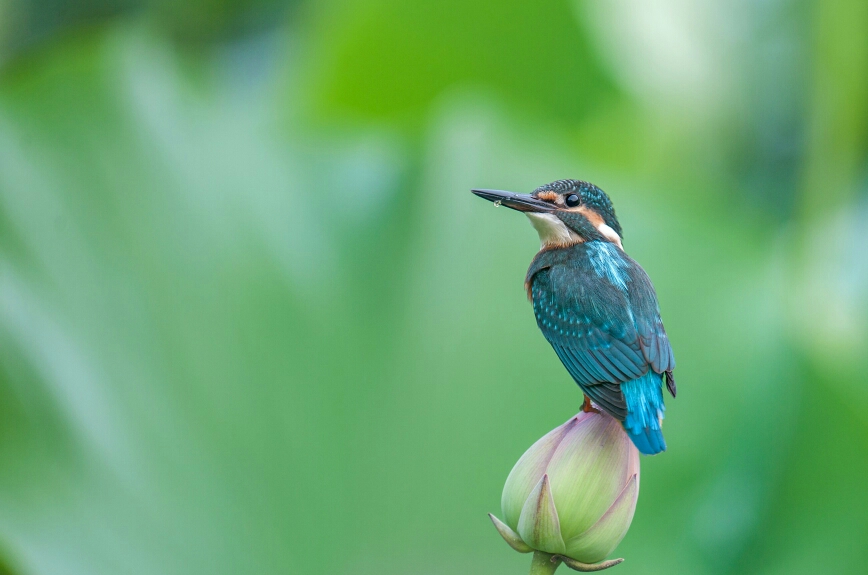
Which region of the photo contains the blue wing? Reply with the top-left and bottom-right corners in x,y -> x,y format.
526,242 -> 675,453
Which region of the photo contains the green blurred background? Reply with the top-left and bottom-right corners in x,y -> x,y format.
0,1 -> 866,574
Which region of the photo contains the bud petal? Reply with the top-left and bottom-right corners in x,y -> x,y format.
489,513 -> 533,553
497,411 -> 640,565
564,474 -> 638,563
517,474 -> 566,554
556,555 -> 625,572
501,418 -> 577,529
546,414 -> 637,540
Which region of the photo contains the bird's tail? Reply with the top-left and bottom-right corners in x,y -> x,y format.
621,371 -> 667,455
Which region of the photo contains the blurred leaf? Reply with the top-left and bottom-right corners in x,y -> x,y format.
303,0 -> 620,126
0,3 -> 865,575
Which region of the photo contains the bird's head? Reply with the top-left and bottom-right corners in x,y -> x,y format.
472,179 -> 623,250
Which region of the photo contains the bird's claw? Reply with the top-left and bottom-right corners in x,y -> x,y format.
581,395 -> 601,414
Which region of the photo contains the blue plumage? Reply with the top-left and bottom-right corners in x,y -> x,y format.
527,240 -> 674,454
472,180 -> 677,455
586,242 -> 630,291
622,371 -> 667,454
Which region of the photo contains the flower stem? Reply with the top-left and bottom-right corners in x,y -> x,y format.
529,551 -> 560,575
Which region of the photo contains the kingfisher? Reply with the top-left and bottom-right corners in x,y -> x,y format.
472,180 -> 676,455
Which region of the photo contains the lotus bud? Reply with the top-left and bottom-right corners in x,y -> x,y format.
490,410 -> 639,572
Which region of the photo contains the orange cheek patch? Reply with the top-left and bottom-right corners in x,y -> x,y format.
576,206 -> 623,248
576,206 -> 604,225
536,191 -> 559,202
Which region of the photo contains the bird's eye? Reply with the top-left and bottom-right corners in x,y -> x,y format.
565,194 -> 580,207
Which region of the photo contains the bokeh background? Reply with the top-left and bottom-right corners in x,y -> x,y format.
1,1 -> 867,574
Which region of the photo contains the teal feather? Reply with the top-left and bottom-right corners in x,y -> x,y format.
621,371 -> 666,455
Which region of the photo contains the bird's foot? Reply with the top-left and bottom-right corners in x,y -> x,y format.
582,395 -> 601,414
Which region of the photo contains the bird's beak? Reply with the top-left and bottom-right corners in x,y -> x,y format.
471,189 -> 555,213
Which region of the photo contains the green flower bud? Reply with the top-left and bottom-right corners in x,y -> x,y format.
491,411 -> 639,566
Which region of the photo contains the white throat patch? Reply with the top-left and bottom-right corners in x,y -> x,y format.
525,213 -> 582,249
525,212 -> 624,250
598,223 -> 624,250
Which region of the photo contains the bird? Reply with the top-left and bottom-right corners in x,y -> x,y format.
472,179 -> 676,455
